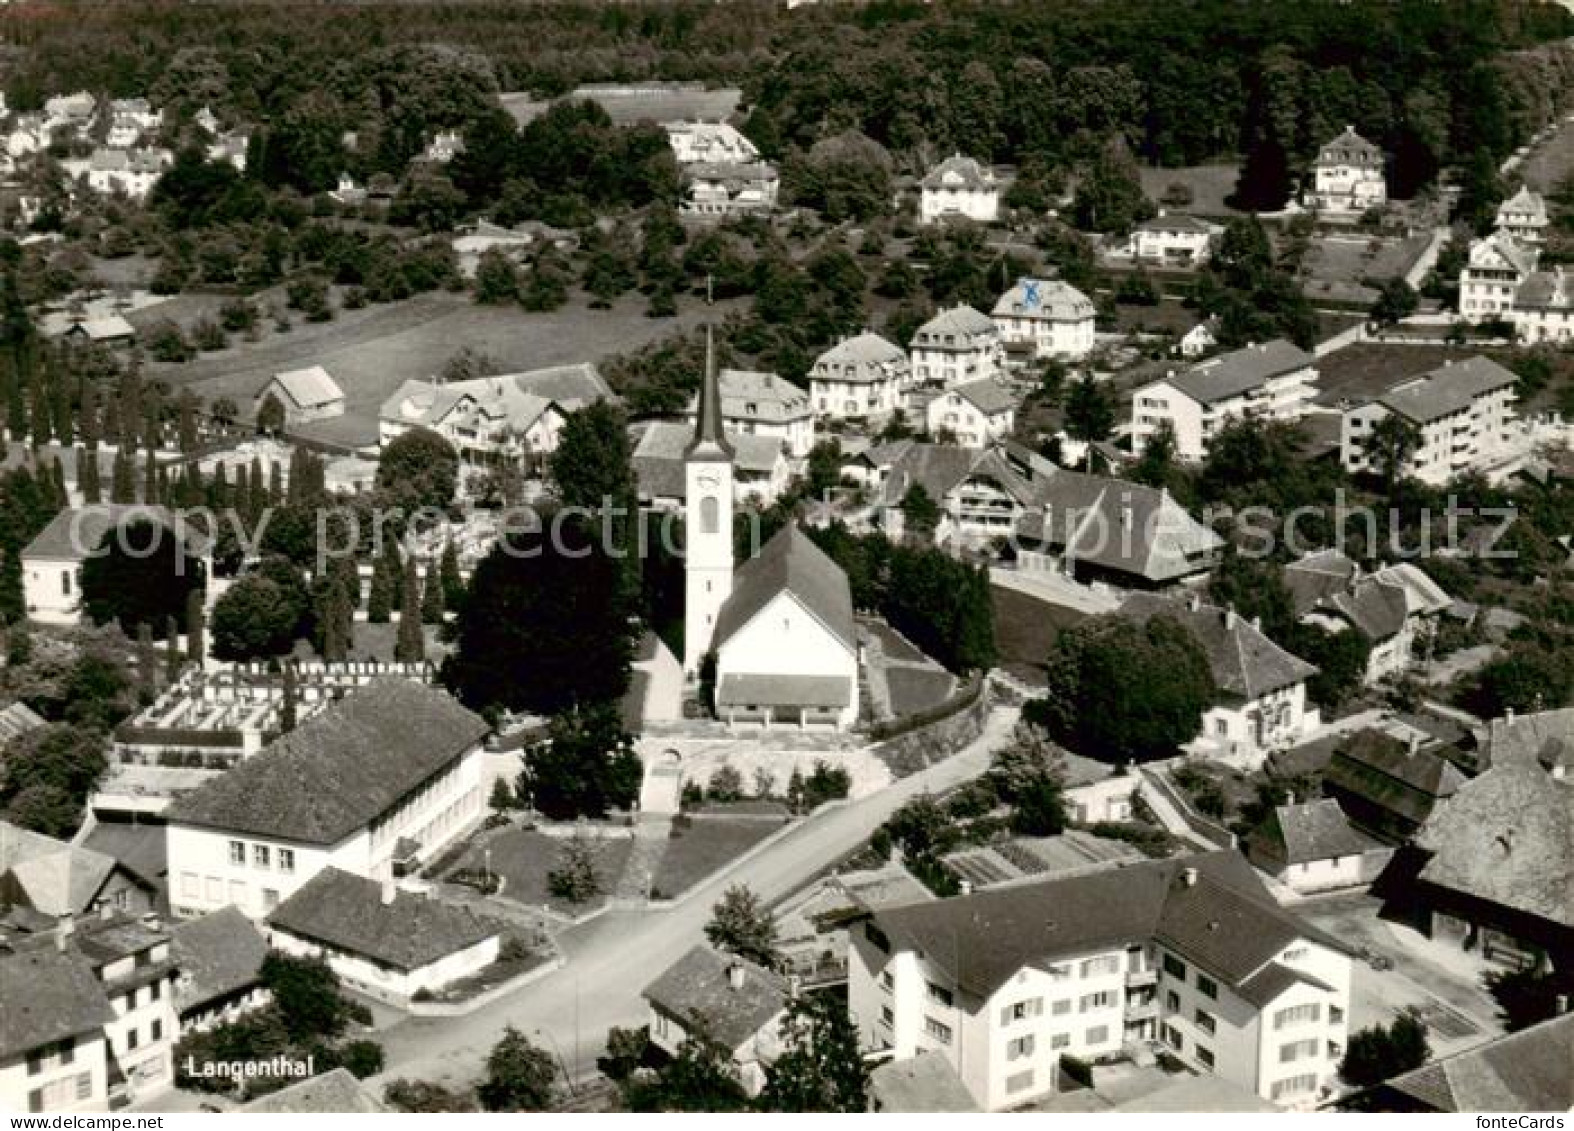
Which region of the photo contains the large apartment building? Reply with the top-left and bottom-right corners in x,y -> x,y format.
1340,357 -> 1519,486
1130,340 -> 1318,461
166,681 -> 490,920
849,852 -> 1353,1112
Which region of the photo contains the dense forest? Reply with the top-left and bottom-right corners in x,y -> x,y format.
2,0 -> 1570,192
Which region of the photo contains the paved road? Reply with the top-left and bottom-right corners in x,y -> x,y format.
368,707 -> 1019,1092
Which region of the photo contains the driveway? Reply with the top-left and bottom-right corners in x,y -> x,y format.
366,707 -> 1020,1094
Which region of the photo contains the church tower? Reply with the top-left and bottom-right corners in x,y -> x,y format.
683,326 -> 734,675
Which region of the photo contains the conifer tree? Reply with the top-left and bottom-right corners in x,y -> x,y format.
79,447 -> 101,503
322,579 -> 351,661
143,450 -> 158,503
421,562 -> 445,623
137,622 -> 157,698
280,661 -> 297,732
79,380 -> 100,449
395,562 -> 424,662
186,588 -> 205,662
268,460 -> 282,506
111,449 -> 135,503
165,615 -> 182,684
440,539 -> 465,612
367,540 -> 399,623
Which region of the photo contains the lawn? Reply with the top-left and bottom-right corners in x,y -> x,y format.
885,666 -> 956,717
448,826 -> 634,917
144,289 -> 741,449
864,620 -> 925,663
1515,113 -> 1574,194
651,814 -> 787,901
990,583 -> 1090,687
1137,164 -> 1244,218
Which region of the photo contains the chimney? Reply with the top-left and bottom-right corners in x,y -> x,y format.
1286,790 -> 1296,806
1251,614 -> 1262,631
1225,608 -> 1238,630
1188,592 -> 1202,613
381,878 -> 398,906
959,879 -> 974,896
1555,993 -> 1571,1016
1407,732 -> 1421,757
727,961 -> 746,991
1505,707 -> 1516,724
1182,867 -> 1198,888
55,914 -> 75,952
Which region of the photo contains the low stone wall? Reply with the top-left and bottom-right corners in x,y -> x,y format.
868,676 -> 992,778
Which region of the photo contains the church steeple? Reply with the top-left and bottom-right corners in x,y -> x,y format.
687,324 -> 734,460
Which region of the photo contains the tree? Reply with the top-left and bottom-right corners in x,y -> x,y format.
439,539 -> 466,612
1370,277 -> 1418,326
1340,1012 -> 1430,1089
1071,138 -> 1154,235
898,484 -> 941,540
1484,963 -> 1574,1032
445,513 -> 636,716
375,427 -> 458,511
758,995 -> 869,1112
1030,613 -> 1216,763
1359,412 -> 1422,492
598,1026 -> 651,1084
80,519 -> 205,640
256,393 -> 286,436
209,575 -> 301,659
259,952 -> 359,1043
473,248 -> 520,304
1289,622 -> 1373,709
384,1079 -> 479,1113
988,722 -> 1070,836
394,561 -> 424,663
789,130 -> 893,222
549,400 -> 636,517
1063,374 -> 1116,452
621,1037 -> 749,1112
0,723 -> 107,838
519,700 -> 641,820
703,884 -> 781,971
478,1026 -> 557,1112
420,563 -> 445,624
185,588 -> 205,661
367,539 -> 401,624
1207,552 -> 1295,643
546,830 -> 602,904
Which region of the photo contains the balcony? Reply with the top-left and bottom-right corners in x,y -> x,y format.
1126,966 -> 1158,988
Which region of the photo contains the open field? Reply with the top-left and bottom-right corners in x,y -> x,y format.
1301,232 -> 1433,307
652,813 -> 787,900
143,290 -> 737,449
885,666 -> 956,717
1513,113 -> 1574,194
1137,164 -> 1243,218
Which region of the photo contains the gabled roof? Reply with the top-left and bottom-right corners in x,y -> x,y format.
171,906 -> 268,1014
1309,579 -> 1412,641
1119,594 -> 1317,700
1250,799 -> 1384,866
1316,126 -> 1382,167
0,946 -> 116,1060
911,304 -> 998,347
1134,212 -> 1214,235
1385,1014 -> 1574,1112
877,444 -> 1038,511
166,681 -> 489,845
921,153 -> 995,192
0,701 -> 45,743
631,422 -> 782,500
1160,340 -> 1316,406
713,524 -> 856,654
1324,729 -> 1467,826
241,1067 -> 388,1113
642,944 -> 787,1053
688,369 -> 810,425
63,315 -> 136,341
266,365 -> 343,410
1377,357 -> 1518,424
1284,549 -> 1361,615
992,277 -> 1095,323
379,363 -> 611,431
871,851 -> 1346,1000
1414,762 -> 1574,930
21,503 -> 212,563
870,1050 -> 977,1112
1496,184 -> 1548,224
267,868 -> 500,972
947,378 -> 1014,416
810,332 -> 906,382
1485,707 -> 1573,773
0,821 -> 128,917
1468,231 -> 1538,278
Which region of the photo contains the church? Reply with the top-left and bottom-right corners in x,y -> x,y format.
683,330 -> 861,730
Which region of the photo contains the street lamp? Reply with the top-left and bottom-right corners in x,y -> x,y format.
533,1027 -> 577,1097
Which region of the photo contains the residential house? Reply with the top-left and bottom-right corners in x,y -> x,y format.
43,93 -> 97,131
238,1067 -> 387,1113
1340,357 -> 1519,485
1128,212 -> 1217,267
165,680 -> 491,919
1286,551 -> 1453,683
991,277 -> 1096,362
1506,263 -> 1574,345
421,131 -> 464,164
642,944 -> 788,1097
774,863 -> 931,989
710,524 -> 860,730
1307,127 -> 1386,214
1064,771 -> 1140,825
1130,340 -> 1318,461
1376,1013 -> 1574,1112
84,148 -> 169,202
1178,319 -> 1219,359
255,366 -> 345,426
1322,729 -> 1468,844
908,305 -> 1004,389
874,443 -> 1037,546
169,907 -> 269,1033
1398,730 -> 1573,970
919,154 -> 999,225
21,505 -> 212,626
849,851 -> 1353,1111
264,868 -> 501,1007
378,363 -> 613,469
0,822 -> 158,920
926,379 -> 1015,447
1456,231 -> 1574,342
808,332 -> 911,424
0,944 -> 116,1113
1245,799 -> 1392,895
60,316 -> 136,347
665,122 -> 759,166
632,421 -> 790,508
1495,185 -> 1550,245
682,162 -> 779,217
685,368 -> 813,458
1120,594 -> 1319,762
206,131 -> 249,173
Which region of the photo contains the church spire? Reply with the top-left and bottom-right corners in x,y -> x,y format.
687,307 -> 733,460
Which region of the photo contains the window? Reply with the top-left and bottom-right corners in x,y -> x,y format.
126,1028 -> 139,1052
1006,1069 -> 1035,1093
151,1019 -> 163,1042
1051,1033 -> 1070,1050
253,844 -> 270,868
263,889 -> 279,911
205,877 -> 222,901
1084,1025 -> 1109,1045
1194,1009 -> 1216,1035
26,1052 -> 42,1076
149,980 -> 161,1002
1008,998 -> 1042,1022
1079,991 -> 1114,1013
1279,1039 -> 1319,1063
926,981 -> 953,1008
1163,954 -> 1187,979
228,841 -> 245,866
1196,974 -> 1218,1000
1196,1046 -> 1215,1070
880,970 -> 893,991
126,987 -> 137,1010
880,1006 -> 894,1026
1282,946 -> 1308,963
1044,963 -> 1072,980
180,872 -> 199,898
28,1089 -> 42,1113
1162,1024 -> 1183,1051
1330,1006 -> 1345,1025
1007,1035 -> 1035,1060
1080,955 -> 1121,978
924,1017 -> 953,1045
61,570 -> 71,595
1165,991 -> 1180,1012
58,1038 -> 74,1066
699,495 -> 720,535
1270,1074 -> 1318,1100
277,848 -> 295,874
1274,1003 -> 1321,1029
228,880 -> 245,905
1051,998 -> 1072,1016
75,1073 -> 92,1101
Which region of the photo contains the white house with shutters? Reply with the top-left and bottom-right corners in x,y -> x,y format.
991,278 -> 1096,361
908,305 -> 1004,389
919,154 -> 999,225
1306,127 -> 1386,214
925,379 -> 1015,448
808,332 -> 911,424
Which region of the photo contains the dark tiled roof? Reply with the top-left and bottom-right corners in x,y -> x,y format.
167,681 -> 489,845
1324,730 -> 1467,826
871,851 -> 1343,1000
1284,550 -> 1360,615
171,906 -> 268,1014
1249,799 -> 1384,866
1316,126 -> 1382,166
0,947 -> 115,1060
1415,763 -> 1574,930
266,867 -> 500,972
79,821 -> 167,889
642,944 -> 787,1052
1485,708 -> 1574,772
1386,1014 -> 1574,1112
951,378 -> 1014,416
21,503 -> 212,562
0,821 -> 125,917
716,673 -> 851,709
713,524 -> 856,654
1313,580 -> 1412,641
631,422 -> 782,501
1235,961 -> 1334,1008
240,1067 -> 387,1113
1165,340 -> 1316,406
1119,594 -> 1317,700
1377,357 -> 1517,425
870,1049 -> 977,1112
